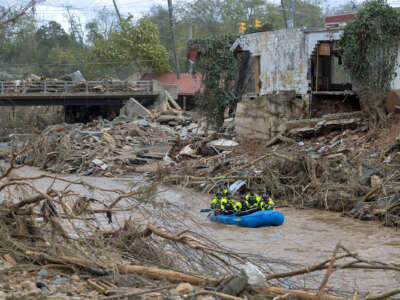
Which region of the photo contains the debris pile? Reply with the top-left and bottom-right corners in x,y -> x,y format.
162,114 -> 400,226
0,71 -> 152,94
15,108 -> 202,176
10,103 -> 400,227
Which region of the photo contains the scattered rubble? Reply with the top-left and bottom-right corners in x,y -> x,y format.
14,106 -> 207,176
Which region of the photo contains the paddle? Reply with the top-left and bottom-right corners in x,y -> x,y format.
200,206 -> 287,214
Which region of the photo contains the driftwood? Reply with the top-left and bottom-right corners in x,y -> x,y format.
266,254 -> 351,280
101,285 -> 176,299
365,288 -> 400,300
266,134 -> 298,147
264,287 -> 350,300
319,242 -> 341,295
26,250 -> 214,285
266,244 -> 400,281
117,265 -> 211,285
192,290 -> 245,300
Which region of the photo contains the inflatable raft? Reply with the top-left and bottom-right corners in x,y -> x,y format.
209,209 -> 284,228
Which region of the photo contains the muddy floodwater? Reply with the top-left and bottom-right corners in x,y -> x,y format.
5,166 -> 400,295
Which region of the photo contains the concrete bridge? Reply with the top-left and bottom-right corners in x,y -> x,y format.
0,79 -> 177,122
0,80 -> 167,106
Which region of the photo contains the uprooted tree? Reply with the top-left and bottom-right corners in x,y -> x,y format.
339,0 -> 400,126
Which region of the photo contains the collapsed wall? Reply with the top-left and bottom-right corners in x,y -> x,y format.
235,91 -> 308,140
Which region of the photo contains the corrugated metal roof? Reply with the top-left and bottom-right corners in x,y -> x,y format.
141,73 -> 202,96
325,13 -> 356,25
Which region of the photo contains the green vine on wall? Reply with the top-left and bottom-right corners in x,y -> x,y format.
189,35 -> 238,129
339,0 -> 400,125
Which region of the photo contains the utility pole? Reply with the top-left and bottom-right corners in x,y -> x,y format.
351,0 -> 357,12
281,0 -> 288,28
287,0 -> 294,29
189,19 -> 193,40
32,0 -> 36,25
112,0 -> 122,25
188,19 -> 193,73
167,0 -> 180,79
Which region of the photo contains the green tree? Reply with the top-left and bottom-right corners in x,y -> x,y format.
190,35 -> 238,128
339,0 -> 400,125
47,47 -> 78,77
35,21 -> 75,75
280,0 -> 324,29
89,17 -> 171,77
294,0 -> 324,28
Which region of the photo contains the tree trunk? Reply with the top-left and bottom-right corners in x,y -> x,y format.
352,81 -> 387,127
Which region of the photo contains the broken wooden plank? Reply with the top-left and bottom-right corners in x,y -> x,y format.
165,90 -> 182,111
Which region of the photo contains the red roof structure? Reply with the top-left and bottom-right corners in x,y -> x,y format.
325,13 -> 355,26
141,73 -> 202,96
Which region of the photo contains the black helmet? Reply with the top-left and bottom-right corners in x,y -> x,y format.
216,191 -> 222,197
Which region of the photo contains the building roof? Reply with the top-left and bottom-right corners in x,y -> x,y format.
325,13 -> 356,26
141,73 -> 202,96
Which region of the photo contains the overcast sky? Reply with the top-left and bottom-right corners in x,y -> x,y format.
1,0 -> 400,30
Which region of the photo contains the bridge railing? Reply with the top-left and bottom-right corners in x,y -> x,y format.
0,80 -> 153,95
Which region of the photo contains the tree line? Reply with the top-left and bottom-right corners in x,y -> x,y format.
0,0 -> 355,80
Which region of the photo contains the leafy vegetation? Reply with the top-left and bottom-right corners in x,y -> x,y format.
0,0 -> 334,80
339,0 -> 400,125
189,35 -> 238,128
0,8 -> 170,80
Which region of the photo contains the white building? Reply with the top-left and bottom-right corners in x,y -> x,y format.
231,28 -> 400,100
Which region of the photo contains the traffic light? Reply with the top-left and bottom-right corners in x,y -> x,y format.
239,22 -> 246,33
255,19 -> 261,28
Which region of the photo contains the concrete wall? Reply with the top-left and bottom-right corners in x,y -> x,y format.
232,29 -> 309,95
392,47 -> 400,90
235,92 -> 309,140
151,80 -> 178,111
231,28 -> 347,97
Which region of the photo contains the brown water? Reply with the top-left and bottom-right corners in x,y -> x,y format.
5,166 -> 400,295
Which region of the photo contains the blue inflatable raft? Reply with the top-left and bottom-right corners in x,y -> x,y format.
209,209 -> 284,228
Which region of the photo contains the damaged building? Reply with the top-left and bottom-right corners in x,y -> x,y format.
231,16 -> 400,140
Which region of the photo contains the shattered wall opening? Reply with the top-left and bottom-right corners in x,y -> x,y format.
309,40 -> 361,117
310,41 -> 352,92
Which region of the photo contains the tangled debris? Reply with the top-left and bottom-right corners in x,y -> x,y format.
8,110 -> 400,226
0,162 -> 400,299
161,114 -> 400,226
14,109 -> 206,176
